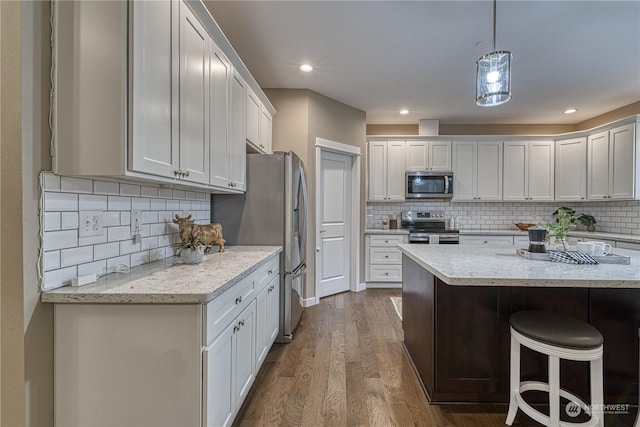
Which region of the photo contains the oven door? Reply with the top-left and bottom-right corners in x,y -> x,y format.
406,172 -> 453,199
409,233 -> 459,244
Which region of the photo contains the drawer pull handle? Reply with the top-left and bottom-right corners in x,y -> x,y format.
239,320 -> 245,327
233,325 -> 239,333
235,296 -> 243,304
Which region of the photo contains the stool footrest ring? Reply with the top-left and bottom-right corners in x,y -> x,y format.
514,381 -> 599,427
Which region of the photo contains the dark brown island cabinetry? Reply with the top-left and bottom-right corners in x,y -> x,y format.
402,255 -> 640,421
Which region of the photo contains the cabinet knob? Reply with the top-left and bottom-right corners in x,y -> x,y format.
483,241 -> 488,244
384,272 -> 389,275
235,296 -> 243,304
233,325 -> 239,333
174,170 -> 181,176
239,320 -> 245,327
385,255 -> 389,258
268,269 -> 273,274
184,170 -> 189,177
385,240 -> 389,243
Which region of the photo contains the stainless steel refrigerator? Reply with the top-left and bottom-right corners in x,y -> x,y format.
212,151 -> 307,343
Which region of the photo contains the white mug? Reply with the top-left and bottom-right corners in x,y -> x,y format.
576,242 -> 596,255
586,241 -> 612,256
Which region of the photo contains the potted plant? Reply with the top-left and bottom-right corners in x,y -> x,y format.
172,236 -> 206,264
576,213 -> 597,232
545,207 -> 576,250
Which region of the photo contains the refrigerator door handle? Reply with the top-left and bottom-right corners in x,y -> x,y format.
299,165 -> 308,264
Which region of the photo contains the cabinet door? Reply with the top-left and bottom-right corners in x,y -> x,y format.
587,131 -> 610,200
235,302 -> 256,404
260,109 -> 273,154
429,140 -> 452,171
555,137 -> 587,201
229,70 -> 246,191
609,123 -> 635,199
452,141 -> 476,200
179,2 -> 210,184
405,140 -> 428,171
386,141 -> 406,201
528,141 -> 554,201
203,322 -> 235,427
255,286 -> 269,367
476,142 -> 503,200
130,0 -> 179,178
368,142 -> 388,201
503,141 -> 528,201
267,275 -> 280,343
246,88 -> 261,146
209,41 -> 231,188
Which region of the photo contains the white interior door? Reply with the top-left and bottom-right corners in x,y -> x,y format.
318,150 -> 351,298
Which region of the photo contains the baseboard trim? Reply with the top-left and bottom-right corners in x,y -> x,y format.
365,282 -> 402,289
301,296 -> 317,307
354,283 -> 367,292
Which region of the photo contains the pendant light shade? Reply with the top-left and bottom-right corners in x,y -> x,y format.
475,0 -> 512,107
476,50 -> 512,106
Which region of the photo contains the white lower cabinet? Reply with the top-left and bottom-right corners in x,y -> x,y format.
365,234 -> 408,283
53,254 -> 280,427
616,241 -> 640,251
460,235 -> 514,245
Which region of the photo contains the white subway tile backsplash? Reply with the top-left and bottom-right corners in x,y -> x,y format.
61,176 -> 93,193
45,192 -> 78,211
108,196 -> 131,211
94,180 -> 120,195
61,247 -> 94,268
43,251 -> 60,271
44,230 -> 78,251
94,242 -> 120,260
61,212 -> 79,230
43,173 -> 60,191
41,175 -> 211,289
44,212 -> 61,231
78,260 -> 106,277
120,183 -> 141,196
132,197 -> 150,210
108,226 -> 131,242
79,194 -> 108,211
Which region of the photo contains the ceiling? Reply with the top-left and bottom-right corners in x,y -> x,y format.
203,1 -> 640,125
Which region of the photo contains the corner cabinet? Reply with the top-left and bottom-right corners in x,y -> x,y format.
588,123 -> 637,200
368,141 -> 406,201
53,0 -> 273,192
53,254 -> 280,427
452,140 -> 503,201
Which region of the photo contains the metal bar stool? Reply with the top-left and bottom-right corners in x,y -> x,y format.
634,328 -> 640,427
505,310 -> 604,427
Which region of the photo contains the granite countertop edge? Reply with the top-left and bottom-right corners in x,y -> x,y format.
41,246 -> 283,304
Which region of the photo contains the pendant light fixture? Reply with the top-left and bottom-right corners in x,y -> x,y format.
475,0 -> 512,107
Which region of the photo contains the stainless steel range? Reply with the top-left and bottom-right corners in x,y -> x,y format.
401,211 -> 459,244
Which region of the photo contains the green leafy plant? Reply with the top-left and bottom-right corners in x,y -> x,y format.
545,207 -> 577,250
576,213 -> 597,229
172,235 -> 206,256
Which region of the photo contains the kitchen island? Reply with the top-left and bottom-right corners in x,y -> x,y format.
399,244 -> 640,422
42,246 -> 282,427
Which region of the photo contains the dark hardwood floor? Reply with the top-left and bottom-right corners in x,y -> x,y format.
234,289 -> 543,426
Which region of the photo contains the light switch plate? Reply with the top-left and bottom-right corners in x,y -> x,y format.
79,210 -> 103,237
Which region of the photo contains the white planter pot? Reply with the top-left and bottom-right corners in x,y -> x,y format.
180,247 -> 204,264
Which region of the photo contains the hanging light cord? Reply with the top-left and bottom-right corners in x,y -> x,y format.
492,0 -> 497,52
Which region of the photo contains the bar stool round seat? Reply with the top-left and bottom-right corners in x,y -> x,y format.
506,310 -> 604,427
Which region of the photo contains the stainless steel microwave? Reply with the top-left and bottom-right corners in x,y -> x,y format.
406,171 -> 454,199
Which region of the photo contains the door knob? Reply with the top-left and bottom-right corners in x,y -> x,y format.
316,247 -> 320,252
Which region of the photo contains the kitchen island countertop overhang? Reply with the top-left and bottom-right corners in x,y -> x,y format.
398,243 -> 640,288
41,245 -> 283,304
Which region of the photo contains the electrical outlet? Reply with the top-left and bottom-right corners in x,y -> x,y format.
131,209 -> 142,242
79,211 -> 103,237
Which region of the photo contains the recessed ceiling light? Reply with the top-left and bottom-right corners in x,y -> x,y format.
400,109 -> 409,115
564,108 -> 578,114
299,64 -> 313,72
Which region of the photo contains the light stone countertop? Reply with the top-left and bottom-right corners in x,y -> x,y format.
398,243 -> 640,288
459,229 -> 529,236
41,246 -> 283,304
567,231 -> 640,244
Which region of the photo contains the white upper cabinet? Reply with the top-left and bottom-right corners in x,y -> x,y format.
246,87 -> 273,154
555,137 -> 587,201
130,0 -> 179,178
179,2 -> 210,184
53,0 -> 273,192
503,140 -> 554,201
260,109 -> 273,154
405,140 -> 452,171
368,141 -> 405,202
453,141 -> 502,201
588,123 -> 637,200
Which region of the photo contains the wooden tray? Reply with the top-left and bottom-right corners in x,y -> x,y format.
516,248 -> 631,264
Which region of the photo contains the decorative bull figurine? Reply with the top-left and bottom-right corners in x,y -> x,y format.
173,214 -> 225,253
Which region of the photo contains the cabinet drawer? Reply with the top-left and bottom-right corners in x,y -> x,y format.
460,236 -> 514,245
616,241 -> 640,251
513,236 -> 530,245
205,277 -> 255,345
254,256 -> 280,293
369,247 -> 402,264
369,265 -> 402,282
369,234 -> 405,247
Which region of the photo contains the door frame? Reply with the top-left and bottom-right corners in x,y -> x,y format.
315,137 -> 361,304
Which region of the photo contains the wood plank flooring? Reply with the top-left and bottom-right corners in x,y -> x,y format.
233,289 -> 542,426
